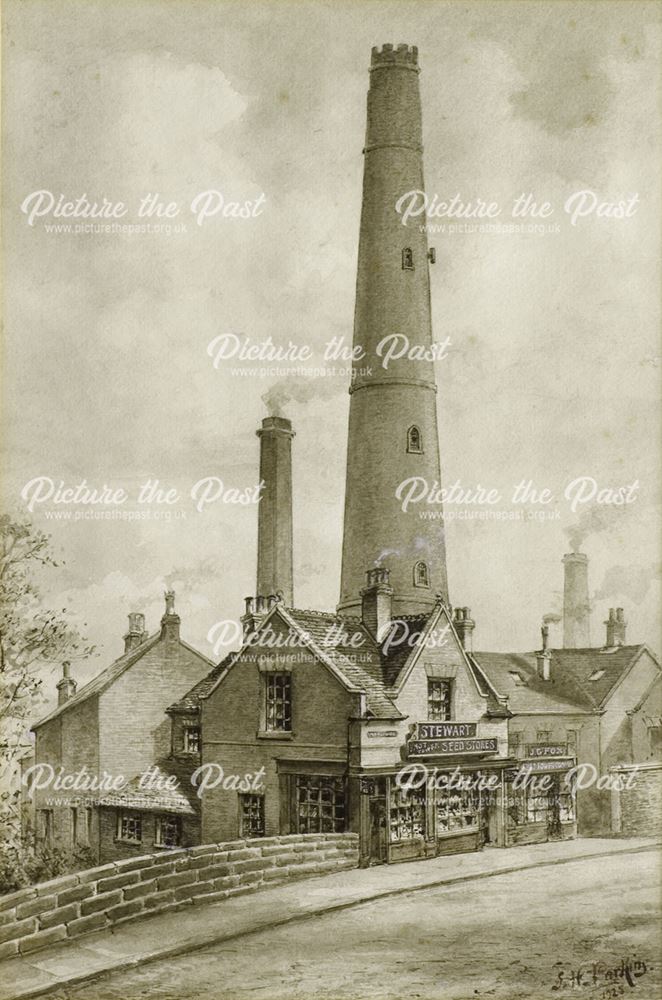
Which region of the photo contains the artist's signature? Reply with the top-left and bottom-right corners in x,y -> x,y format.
552,956 -> 651,998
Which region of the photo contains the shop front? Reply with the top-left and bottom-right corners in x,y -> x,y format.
504,750 -> 577,846
357,723 -> 511,865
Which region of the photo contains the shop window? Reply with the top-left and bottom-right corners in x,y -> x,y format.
526,791 -> 548,824
507,787 -> 527,826
37,809 -> 53,845
155,814 -> 181,848
239,794 -> 265,838
266,673 -> 292,732
414,561 -> 430,588
117,812 -> 142,844
427,679 -> 452,721
558,789 -> 575,824
407,425 -> 422,453
183,725 -> 201,754
401,248 -> 414,270
436,787 -> 479,835
389,784 -> 425,842
295,775 -> 345,834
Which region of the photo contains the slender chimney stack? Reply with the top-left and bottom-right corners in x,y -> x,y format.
453,607 -> 475,651
124,612 -> 147,653
604,607 -> 627,647
562,552 -> 591,648
361,567 -> 393,641
56,661 -> 77,705
338,44 -> 449,618
256,416 -> 294,607
537,623 -> 552,680
160,589 -> 180,644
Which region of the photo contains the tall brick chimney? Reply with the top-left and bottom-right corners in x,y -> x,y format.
56,661 -> 77,705
160,589 -> 180,644
361,567 -> 393,641
256,416 -> 294,606
563,552 -> 591,648
124,612 -> 147,653
453,607 -> 475,651
604,607 -> 627,647
537,623 -> 552,680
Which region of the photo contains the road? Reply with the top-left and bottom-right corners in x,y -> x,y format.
47,850 -> 660,1000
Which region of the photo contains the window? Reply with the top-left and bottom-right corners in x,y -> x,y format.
508,671 -> 526,686
266,673 -> 292,732
407,425 -> 422,453
401,248 -> 414,270
183,725 -> 201,754
389,784 -> 425,842
526,791 -> 548,824
38,809 -> 53,845
239,794 -> 265,838
427,679 -> 452,721
155,815 -> 181,848
589,669 -> 605,681
117,812 -> 142,843
536,730 -> 552,743
436,787 -> 479,835
414,561 -> 430,588
295,776 -> 345,834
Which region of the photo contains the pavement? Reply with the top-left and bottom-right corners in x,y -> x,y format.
1,836 -> 659,1000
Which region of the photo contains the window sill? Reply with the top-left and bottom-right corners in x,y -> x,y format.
256,730 -> 294,740
114,838 -> 142,846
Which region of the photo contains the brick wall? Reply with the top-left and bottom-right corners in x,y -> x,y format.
610,763 -> 662,838
0,832 -> 358,962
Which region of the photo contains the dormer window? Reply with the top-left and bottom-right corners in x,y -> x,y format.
414,561 -> 430,588
401,248 -> 414,270
407,425 -> 422,453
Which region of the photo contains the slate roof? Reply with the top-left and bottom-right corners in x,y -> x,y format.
98,761 -> 197,815
473,645 -> 651,714
32,633 -> 162,730
167,653 -> 235,713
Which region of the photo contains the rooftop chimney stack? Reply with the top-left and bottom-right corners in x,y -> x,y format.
361,567 -> 393,642
124,612 -> 147,653
563,552 -> 591,648
537,623 -> 552,680
453,607 -> 476,651
256,416 -> 294,607
56,661 -> 77,706
160,589 -> 180,644
604,607 -> 627,647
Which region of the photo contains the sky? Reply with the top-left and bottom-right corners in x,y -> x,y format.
2,0 -> 660,704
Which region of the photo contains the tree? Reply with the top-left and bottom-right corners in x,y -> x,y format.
0,514 -> 96,845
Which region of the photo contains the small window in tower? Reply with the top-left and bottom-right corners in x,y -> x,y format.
401,248 -> 414,270
407,425 -> 422,453
414,561 -> 430,588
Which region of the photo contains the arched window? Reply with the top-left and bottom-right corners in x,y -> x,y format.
414,561 -> 430,588
407,425 -> 422,453
401,248 -> 414,270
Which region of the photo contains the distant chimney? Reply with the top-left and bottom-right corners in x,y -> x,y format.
537,623 -> 551,680
361,568 -> 393,642
256,416 -> 295,607
453,607 -> 475,651
124,612 -> 147,653
56,661 -> 77,705
160,589 -> 180,643
563,552 -> 591,648
604,607 -> 627,647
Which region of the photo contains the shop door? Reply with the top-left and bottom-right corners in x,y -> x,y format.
366,778 -> 388,864
546,777 -> 563,840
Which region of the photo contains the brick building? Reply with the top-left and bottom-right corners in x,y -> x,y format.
31,594 -> 213,862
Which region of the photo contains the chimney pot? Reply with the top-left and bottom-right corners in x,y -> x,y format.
160,590 -> 180,644
604,607 -> 627,647
361,567 -> 393,642
453,606 -> 475,651
56,661 -> 77,705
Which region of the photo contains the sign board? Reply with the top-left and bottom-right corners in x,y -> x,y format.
414,722 -> 477,740
505,758 -> 575,779
367,730 -> 398,739
526,744 -> 567,758
408,737 -> 498,757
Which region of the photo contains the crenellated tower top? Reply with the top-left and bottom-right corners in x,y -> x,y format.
370,43 -> 419,71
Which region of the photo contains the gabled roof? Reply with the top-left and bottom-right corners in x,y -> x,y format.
199,604 -> 404,720
473,645 -> 655,714
32,632 -> 162,730
167,652 -> 235,713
